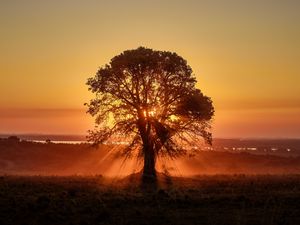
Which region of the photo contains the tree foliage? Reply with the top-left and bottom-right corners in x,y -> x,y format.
86,47 -> 214,161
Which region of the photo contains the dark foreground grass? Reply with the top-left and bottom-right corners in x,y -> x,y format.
0,174 -> 300,225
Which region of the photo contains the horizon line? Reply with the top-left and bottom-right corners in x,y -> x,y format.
0,133 -> 299,140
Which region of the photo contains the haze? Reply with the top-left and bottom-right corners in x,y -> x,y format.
1,0 -> 299,138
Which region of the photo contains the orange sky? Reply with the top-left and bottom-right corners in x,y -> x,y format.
0,0 -> 299,138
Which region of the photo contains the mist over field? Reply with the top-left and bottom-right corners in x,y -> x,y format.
1,137 -> 300,177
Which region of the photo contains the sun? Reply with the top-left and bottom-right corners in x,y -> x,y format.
143,108 -> 157,118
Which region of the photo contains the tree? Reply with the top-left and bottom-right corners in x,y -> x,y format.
7,136 -> 20,143
86,47 -> 214,179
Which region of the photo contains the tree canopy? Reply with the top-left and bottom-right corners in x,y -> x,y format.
86,47 -> 214,176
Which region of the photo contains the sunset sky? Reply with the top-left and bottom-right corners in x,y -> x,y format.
0,0 -> 299,138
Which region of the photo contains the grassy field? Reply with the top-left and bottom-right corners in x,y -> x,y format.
0,174 -> 300,225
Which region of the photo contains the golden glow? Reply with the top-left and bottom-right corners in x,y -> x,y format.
169,115 -> 179,122
0,1 -> 299,137
143,108 -> 157,118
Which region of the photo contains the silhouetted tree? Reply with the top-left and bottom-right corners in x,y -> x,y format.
86,47 -> 214,179
7,136 -> 20,143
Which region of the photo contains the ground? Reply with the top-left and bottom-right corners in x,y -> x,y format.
0,174 -> 300,225
1,141 -> 300,176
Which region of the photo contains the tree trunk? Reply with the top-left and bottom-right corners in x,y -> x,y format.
142,142 -> 156,178
137,113 -> 157,180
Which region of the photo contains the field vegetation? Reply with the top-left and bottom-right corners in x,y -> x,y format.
0,174 -> 300,225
